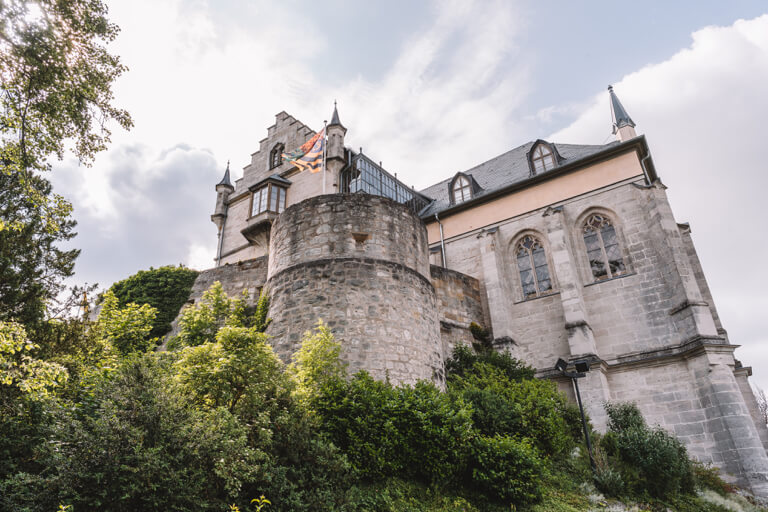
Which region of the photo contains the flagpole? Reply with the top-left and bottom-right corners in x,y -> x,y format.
322,120 -> 328,195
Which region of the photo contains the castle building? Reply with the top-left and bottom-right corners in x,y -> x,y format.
190,89 -> 768,494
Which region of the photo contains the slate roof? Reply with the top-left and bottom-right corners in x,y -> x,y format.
418,140 -> 620,217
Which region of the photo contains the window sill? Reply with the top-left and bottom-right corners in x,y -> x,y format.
513,290 -> 560,305
583,272 -> 636,287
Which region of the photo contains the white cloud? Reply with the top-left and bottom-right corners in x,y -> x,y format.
551,15 -> 768,389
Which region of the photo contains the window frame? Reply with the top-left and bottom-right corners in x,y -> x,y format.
513,234 -> 554,300
269,143 -> 285,170
452,175 -> 472,204
581,212 -> 627,282
250,183 -> 287,217
530,143 -> 556,175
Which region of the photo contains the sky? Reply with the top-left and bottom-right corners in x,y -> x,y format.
49,1 -> 768,388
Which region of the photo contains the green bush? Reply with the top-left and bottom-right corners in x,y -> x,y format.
107,265 -> 199,338
314,372 -> 474,485
601,402 -> 695,500
468,435 -> 545,506
445,343 -> 534,382
448,351 -> 580,457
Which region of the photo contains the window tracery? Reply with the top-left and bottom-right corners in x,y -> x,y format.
582,213 -> 626,281
515,235 -> 553,298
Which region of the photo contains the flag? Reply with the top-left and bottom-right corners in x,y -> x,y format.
282,128 -> 325,173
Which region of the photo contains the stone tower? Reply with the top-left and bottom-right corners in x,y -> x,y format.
265,194 -> 445,386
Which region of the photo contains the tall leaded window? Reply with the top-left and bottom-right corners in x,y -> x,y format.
583,213 -> 626,281
531,144 -> 556,174
251,184 -> 286,217
269,143 -> 284,169
515,235 -> 552,298
452,175 -> 472,204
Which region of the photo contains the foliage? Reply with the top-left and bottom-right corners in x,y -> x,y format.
95,289 -> 157,355
467,434 -> 545,506
448,347 -> 580,457
252,287 -> 272,333
0,320 -> 67,400
445,343 -> 534,382
0,171 -> 78,327
315,372 -> 475,485
599,401 -> 695,500
0,0 -> 132,173
172,281 -> 250,348
107,265 -> 199,338
175,326 -> 286,417
4,354 -> 263,511
468,321 -> 491,352
288,319 -> 346,407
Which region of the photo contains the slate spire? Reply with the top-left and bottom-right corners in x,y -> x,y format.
328,100 -> 344,129
217,160 -> 233,189
608,85 -> 636,141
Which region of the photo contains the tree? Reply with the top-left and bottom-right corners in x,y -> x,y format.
95,290 -> 157,355
0,0 -> 131,326
0,171 -> 79,327
0,0 -> 132,177
107,265 -> 199,338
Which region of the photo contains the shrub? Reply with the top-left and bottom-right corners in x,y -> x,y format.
172,282 -> 248,348
107,265 -> 199,338
445,343 -> 534,382
602,401 -> 695,499
468,435 -> 545,506
95,290 -> 157,355
448,351 -> 580,457
314,372 -> 474,485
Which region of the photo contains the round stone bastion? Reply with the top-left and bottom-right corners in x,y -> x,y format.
265,194 -> 444,386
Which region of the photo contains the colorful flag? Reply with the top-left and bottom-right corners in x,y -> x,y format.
282,128 -> 325,173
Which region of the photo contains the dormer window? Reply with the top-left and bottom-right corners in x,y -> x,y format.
531,143 -> 556,174
251,183 -> 286,217
452,175 -> 472,204
269,143 -> 284,169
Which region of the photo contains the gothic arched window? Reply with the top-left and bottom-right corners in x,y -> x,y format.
531,143 -> 556,174
515,235 -> 552,299
269,143 -> 285,169
452,175 -> 472,204
583,213 -> 626,281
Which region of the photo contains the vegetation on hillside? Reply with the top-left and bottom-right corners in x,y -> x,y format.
1,282 -> 760,511
106,265 -> 199,338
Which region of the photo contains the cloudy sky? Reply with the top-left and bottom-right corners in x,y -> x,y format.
50,1 -> 768,387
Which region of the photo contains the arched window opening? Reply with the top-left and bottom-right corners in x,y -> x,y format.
531,144 -> 556,174
583,213 -> 626,281
269,143 -> 284,169
515,235 -> 552,299
452,175 -> 472,204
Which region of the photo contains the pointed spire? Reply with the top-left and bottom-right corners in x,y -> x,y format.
608,85 -> 636,141
216,160 -> 233,188
328,100 -> 344,129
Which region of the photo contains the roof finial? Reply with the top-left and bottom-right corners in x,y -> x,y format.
608,85 -> 636,142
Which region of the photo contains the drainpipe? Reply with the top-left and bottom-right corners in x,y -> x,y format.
215,216 -> 227,267
640,153 -> 652,186
434,212 -> 447,268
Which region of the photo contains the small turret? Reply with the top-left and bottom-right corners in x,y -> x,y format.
212,161 -> 234,230
326,101 -> 346,163
608,85 -> 636,142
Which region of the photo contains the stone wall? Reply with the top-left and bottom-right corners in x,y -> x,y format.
266,194 -> 443,386
430,265 -> 485,358
269,194 -> 430,279
167,256 -> 268,337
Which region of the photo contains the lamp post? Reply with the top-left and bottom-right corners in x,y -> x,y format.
555,357 -> 596,471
